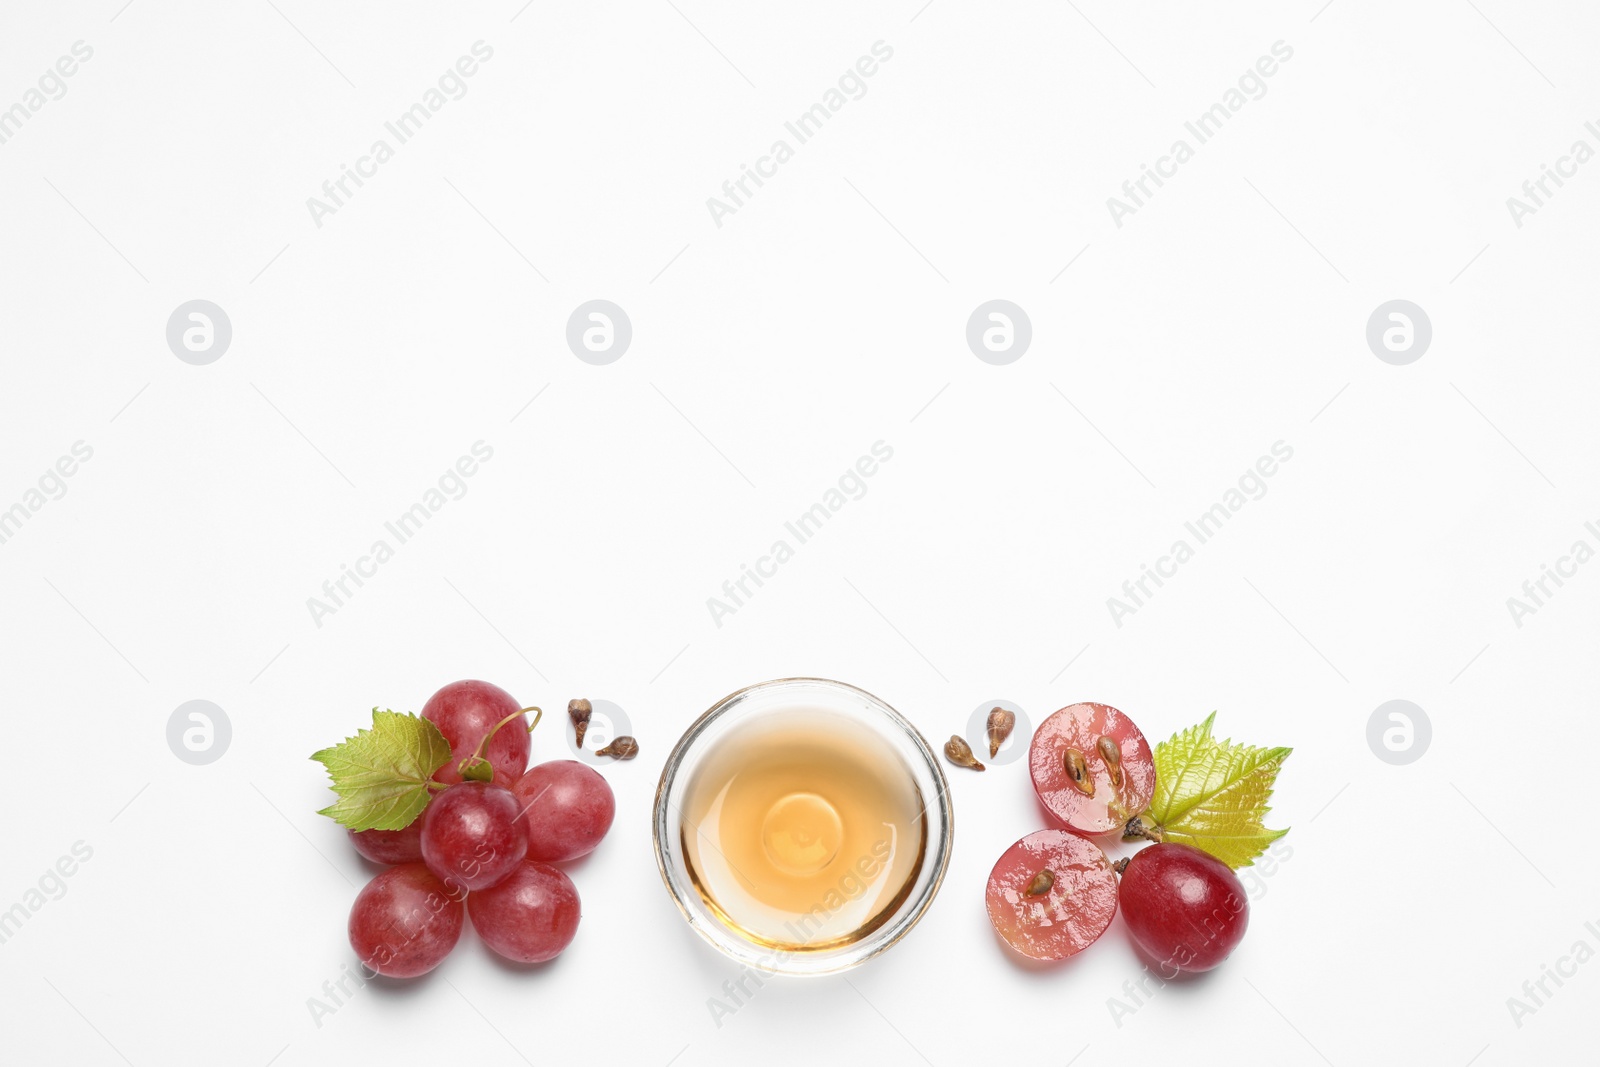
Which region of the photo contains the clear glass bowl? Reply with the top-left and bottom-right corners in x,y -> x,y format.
652,677 -> 954,976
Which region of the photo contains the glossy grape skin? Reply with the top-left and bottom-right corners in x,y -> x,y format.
1120,843 -> 1249,976
512,761 -> 615,863
348,816 -> 425,865
467,861 -> 581,963
420,782 -> 528,892
985,829 -> 1118,961
348,863 -> 464,977
1030,702 -> 1155,835
422,680 -> 530,785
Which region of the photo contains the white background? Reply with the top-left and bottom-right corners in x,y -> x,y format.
2,2 -> 1596,1065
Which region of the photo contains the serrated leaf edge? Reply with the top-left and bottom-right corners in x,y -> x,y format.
1147,711 -> 1218,823
1158,743 -> 1292,826
309,709 -> 450,832
1148,713 -> 1291,869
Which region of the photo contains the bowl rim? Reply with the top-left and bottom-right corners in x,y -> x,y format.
651,676 -> 954,977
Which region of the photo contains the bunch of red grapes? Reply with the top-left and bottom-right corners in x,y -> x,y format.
985,702 -> 1249,976
347,681 -> 616,977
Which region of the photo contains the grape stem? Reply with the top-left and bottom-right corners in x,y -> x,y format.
458,707 -> 543,782
478,707 -> 541,757
1122,814 -> 1164,843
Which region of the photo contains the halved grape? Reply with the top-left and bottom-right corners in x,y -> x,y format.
420,782 -> 527,891
467,860 -> 581,963
348,863 -> 464,977
512,760 -> 615,863
986,829 -> 1118,961
1030,702 -> 1155,835
422,679 -> 531,785
1120,843 -> 1248,975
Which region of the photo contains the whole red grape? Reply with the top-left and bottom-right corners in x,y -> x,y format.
1119,843 -> 1249,975
422,679 -> 530,785
348,863 -> 464,977
420,782 -> 527,892
348,817 -> 425,865
468,860 -> 581,963
512,760 -> 615,863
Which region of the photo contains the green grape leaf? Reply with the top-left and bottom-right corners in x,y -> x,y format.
310,709 -> 451,831
1145,712 -> 1290,869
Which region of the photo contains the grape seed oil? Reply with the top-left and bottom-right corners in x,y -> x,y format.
679,705 -> 928,953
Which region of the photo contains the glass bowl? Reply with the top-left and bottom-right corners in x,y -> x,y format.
652,677 -> 954,976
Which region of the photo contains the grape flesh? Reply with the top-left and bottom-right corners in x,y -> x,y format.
348,816 -> 425,865
467,860 -> 581,963
1030,702 -> 1155,835
420,782 -> 527,892
985,829 -> 1118,961
422,679 -> 530,785
1119,843 -> 1249,975
347,863 -> 464,977
512,760 -> 615,863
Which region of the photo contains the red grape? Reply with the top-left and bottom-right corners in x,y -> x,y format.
347,863 -> 464,977
348,816 -> 425,865
420,782 -> 527,891
512,760 -> 615,863
986,829 -> 1118,961
422,679 -> 530,785
1119,843 -> 1249,975
1030,702 -> 1155,835
467,860 -> 581,963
